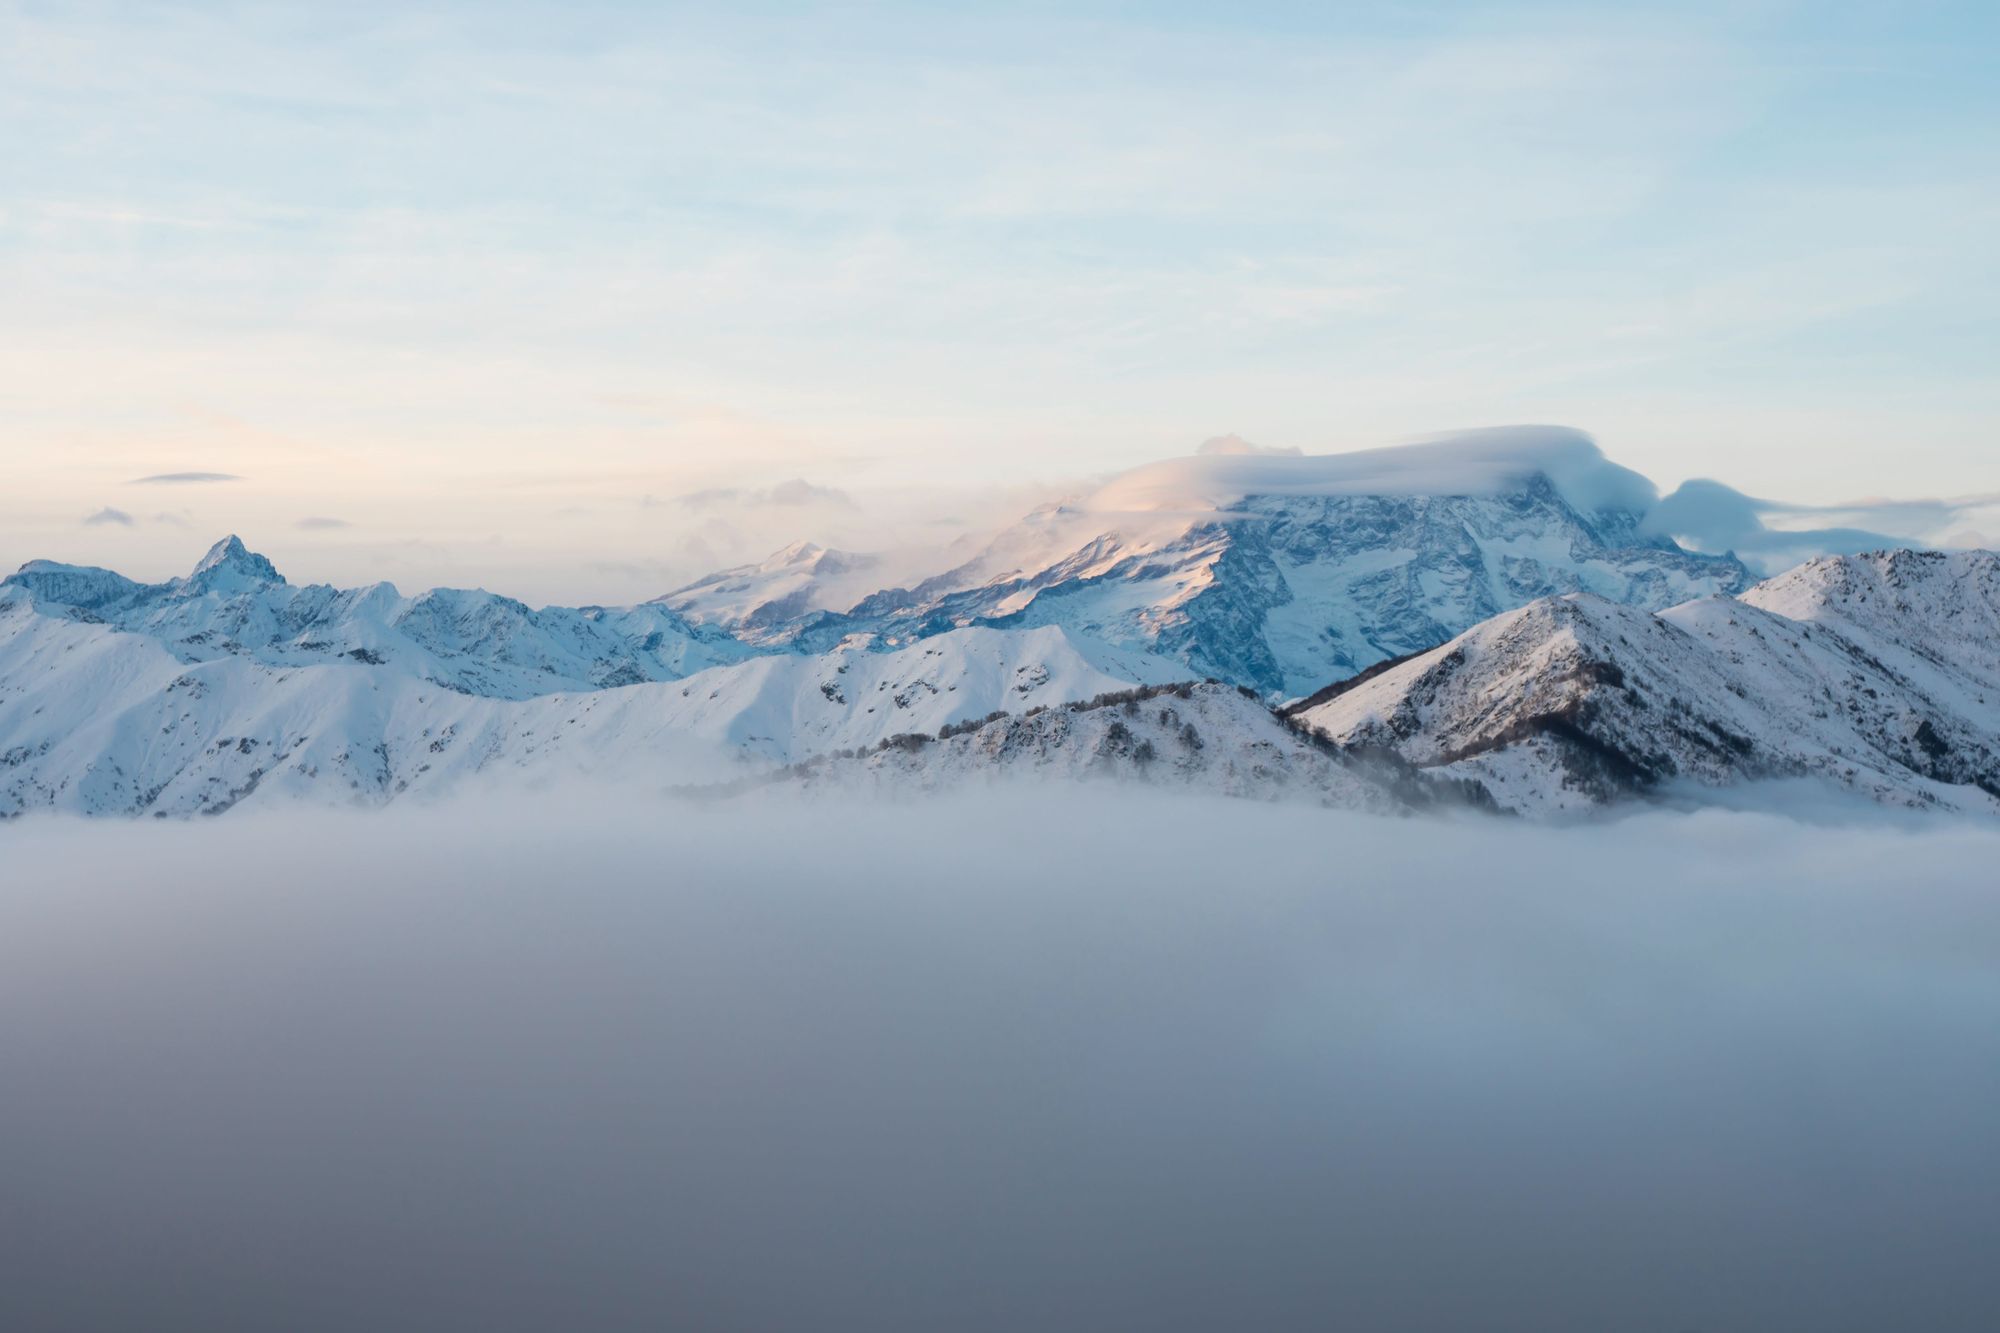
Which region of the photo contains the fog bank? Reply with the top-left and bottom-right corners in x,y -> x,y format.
4,792 -> 1999,1332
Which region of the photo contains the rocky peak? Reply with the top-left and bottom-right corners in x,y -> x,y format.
186,536 -> 285,593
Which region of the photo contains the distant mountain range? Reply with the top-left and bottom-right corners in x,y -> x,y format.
5,432 -> 1993,819
659,427 -> 1752,696
6,535 -> 759,699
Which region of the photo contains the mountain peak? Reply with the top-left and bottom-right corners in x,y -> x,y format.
765,540 -> 826,569
1742,547 -> 2000,628
188,536 -> 284,591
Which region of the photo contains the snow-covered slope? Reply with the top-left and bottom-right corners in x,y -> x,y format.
0,589 -> 1179,816
1290,550 -> 2000,815
1738,547 -> 2000,704
765,681 -> 1473,814
682,429 -> 1750,696
4,537 -> 762,700
654,541 -> 888,638
579,623 -> 1187,765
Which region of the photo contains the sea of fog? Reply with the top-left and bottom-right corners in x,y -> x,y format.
4,790 -> 1999,1332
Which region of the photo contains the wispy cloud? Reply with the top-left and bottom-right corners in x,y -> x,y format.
295,516 -> 352,530
82,507 -> 134,527
673,480 -> 856,511
1197,434 -> 1302,458
131,472 -> 242,485
37,202 -> 241,231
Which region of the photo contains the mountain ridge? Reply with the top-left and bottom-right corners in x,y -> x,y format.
4,427 -> 1991,821
1292,549 -> 2000,815
0,597 -> 1180,816
673,438 -> 1753,696
5,536 -> 764,701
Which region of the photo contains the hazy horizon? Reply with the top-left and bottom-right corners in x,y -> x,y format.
12,422 -> 2000,607
7,2 -> 1998,601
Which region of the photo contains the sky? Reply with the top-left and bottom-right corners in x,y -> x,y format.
3,0 -> 1997,600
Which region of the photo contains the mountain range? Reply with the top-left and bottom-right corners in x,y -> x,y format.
659,427 -> 1752,696
4,431 -> 1993,819
1288,548 -> 2000,815
6,535 -> 759,699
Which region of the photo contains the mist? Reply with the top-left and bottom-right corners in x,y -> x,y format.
4,790 -> 1999,1332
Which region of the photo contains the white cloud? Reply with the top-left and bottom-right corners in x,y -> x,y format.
1195,434 -> 1301,458
673,480 -> 856,512
1646,478 -> 2000,570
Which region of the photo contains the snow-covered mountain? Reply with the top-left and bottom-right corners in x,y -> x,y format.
655,541 -> 888,640
0,430 -> 1752,712
764,681 -> 1480,814
669,428 -> 1751,696
7,540 -> 1995,820
1290,550 -> 2000,815
4,431 -> 1989,822
4,536 -> 763,700
0,577 -> 1177,816
581,623 -> 1185,766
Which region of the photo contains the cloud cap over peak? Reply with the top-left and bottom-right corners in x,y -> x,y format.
1196,434 -> 1302,458
1088,425 -> 1656,517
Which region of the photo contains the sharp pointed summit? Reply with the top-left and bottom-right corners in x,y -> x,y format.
186,536 -> 285,592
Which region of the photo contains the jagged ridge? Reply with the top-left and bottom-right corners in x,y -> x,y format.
1293,550 -> 2000,814
4,537 -> 762,700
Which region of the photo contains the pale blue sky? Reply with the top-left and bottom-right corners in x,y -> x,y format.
3,0 -> 1996,598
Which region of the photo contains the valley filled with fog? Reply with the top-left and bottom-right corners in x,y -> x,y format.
5,789 -> 1998,1332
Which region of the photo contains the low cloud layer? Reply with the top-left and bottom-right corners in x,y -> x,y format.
3,791 -> 1998,1332
81,506 -> 134,526
131,471 -> 242,485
